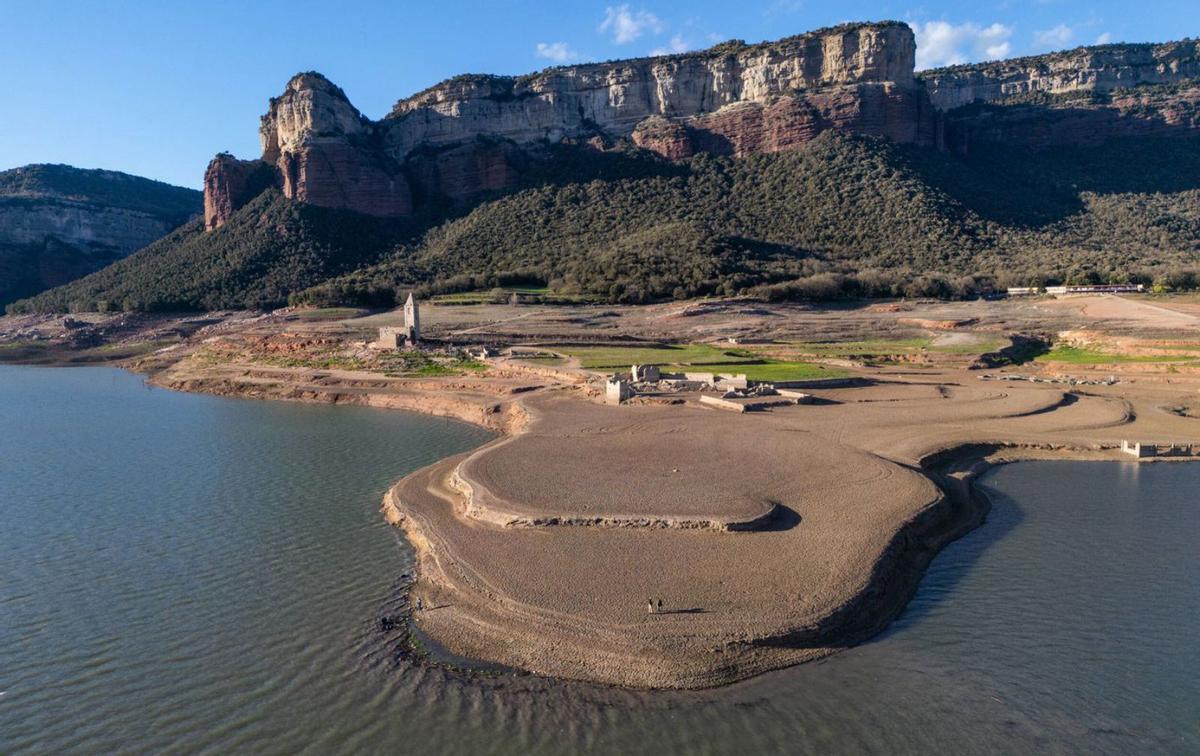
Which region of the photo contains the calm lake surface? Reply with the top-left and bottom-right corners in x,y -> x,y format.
2,365 -> 1198,754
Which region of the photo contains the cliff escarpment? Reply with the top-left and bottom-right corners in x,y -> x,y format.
0,165 -> 201,307
922,39 -> 1200,109
18,23 -> 1200,314
204,24 -> 1200,229
921,39 -> 1200,152
204,22 -> 936,227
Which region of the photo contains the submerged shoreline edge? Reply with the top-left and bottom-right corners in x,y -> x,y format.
77,363 -> 1196,689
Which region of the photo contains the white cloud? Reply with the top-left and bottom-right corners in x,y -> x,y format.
650,34 -> 692,56
913,21 -> 1014,69
1095,31 -> 1114,45
1034,23 -> 1074,50
536,42 -> 578,63
765,0 -> 805,14
599,5 -> 663,44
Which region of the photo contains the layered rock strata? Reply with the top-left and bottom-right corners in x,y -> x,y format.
922,39 -> 1200,152
202,155 -> 276,231
204,22 -> 934,227
922,39 -> 1200,110
203,24 -> 1200,226
0,165 -> 201,306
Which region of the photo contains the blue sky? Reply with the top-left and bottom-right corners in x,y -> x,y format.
2,1 -> 1195,189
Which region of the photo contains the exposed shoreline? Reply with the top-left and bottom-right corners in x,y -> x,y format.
6,296 -> 1200,690
16,353 -> 1200,689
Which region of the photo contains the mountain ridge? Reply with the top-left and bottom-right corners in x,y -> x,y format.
10,21 -> 1200,314
0,164 -> 201,307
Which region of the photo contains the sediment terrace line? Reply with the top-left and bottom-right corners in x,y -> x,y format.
450,463 -> 782,531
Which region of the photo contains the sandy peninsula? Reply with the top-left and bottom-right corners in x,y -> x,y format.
4,293 -> 1200,688
383,374 -> 1193,688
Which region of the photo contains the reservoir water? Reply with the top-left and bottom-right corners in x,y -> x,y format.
2,365 -> 1198,754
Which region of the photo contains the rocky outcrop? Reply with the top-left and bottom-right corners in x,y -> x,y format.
661,82 -> 938,158
631,116 -> 694,159
922,39 -> 1200,110
203,25 -> 1200,223
404,140 -> 525,203
203,155 -> 275,230
941,83 -> 1200,153
205,23 -> 932,224
384,23 -> 920,154
202,73 -> 413,230
0,164 -> 201,306
921,39 -> 1200,152
275,140 -> 412,217
261,73 -> 411,218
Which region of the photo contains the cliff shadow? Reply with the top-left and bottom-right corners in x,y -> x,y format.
907,124 -> 1200,228
523,141 -> 692,185
399,138 -> 692,233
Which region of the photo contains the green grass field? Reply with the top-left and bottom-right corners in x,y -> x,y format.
292,307 -> 366,321
791,338 -> 932,356
1036,346 -> 1198,364
558,344 -> 755,369
791,336 -> 1006,357
709,360 -> 845,381
557,344 -> 847,381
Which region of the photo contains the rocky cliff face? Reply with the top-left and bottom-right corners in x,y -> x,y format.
939,83 -> 1200,152
204,74 -> 414,229
922,39 -> 1200,110
921,39 -> 1200,152
205,22 -> 933,226
0,198 -> 179,253
0,165 -> 201,306
203,155 -> 276,230
384,23 -> 919,153
203,24 -> 1200,226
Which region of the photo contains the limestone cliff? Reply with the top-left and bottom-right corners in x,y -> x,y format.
203,23 -> 1200,225
206,22 -> 932,226
384,23 -> 921,154
0,165 -> 201,306
922,39 -> 1200,109
921,39 -> 1200,152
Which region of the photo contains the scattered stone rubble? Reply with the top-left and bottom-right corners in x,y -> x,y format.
979,373 -> 1119,386
605,363 -> 811,411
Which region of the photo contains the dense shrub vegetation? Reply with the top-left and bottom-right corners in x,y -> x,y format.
13,131 -> 1200,313
10,191 -> 405,312
0,164 -> 200,219
300,132 -> 1200,306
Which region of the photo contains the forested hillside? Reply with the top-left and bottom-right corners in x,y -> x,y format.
13,132 -> 1200,313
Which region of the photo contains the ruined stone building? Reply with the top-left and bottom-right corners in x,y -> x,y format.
404,292 -> 420,345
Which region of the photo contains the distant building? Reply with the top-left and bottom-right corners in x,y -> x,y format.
1121,440 -> 1199,458
375,327 -> 402,350
1007,284 -> 1145,297
631,364 -> 661,382
404,293 -> 421,345
605,378 -> 631,405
